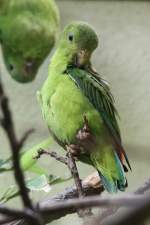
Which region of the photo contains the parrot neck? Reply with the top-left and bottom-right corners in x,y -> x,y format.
49,48 -> 74,75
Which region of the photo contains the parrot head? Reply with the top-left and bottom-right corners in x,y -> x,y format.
55,22 -> 99,68
0,17 -> 56,83
1,45 -> 41,83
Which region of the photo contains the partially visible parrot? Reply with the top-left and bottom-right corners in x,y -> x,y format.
38,22 -> 131,193
0,138 -> 53,175
20,138 -> 53,174
0,0 -> 59,83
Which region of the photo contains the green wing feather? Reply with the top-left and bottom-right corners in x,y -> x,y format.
66,67 -> 131,171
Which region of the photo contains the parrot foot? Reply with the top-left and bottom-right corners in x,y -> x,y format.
66,116 -> 94,158
76,115 -> 95,153
66,144 -> 81,159
76,115 -> 91,141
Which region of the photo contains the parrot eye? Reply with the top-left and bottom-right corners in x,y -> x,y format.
9,64 -> 14,71
68,33 -> 74,42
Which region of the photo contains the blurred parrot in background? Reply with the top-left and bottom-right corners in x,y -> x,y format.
0,0 -> 59,83
38,22 -> 131,193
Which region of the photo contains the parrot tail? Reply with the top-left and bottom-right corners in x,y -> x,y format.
90,146 -> 127,193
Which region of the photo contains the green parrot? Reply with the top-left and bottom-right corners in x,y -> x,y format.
38,22 -> 131,193
0,138 -> 53,175
0,0 -> 59,83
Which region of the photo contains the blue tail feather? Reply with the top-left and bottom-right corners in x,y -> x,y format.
97,152 -> 127,193
98,172 -> 118,193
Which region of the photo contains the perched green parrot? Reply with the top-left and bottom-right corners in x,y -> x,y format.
38,22 -> 131,193
0,0 -> 59,83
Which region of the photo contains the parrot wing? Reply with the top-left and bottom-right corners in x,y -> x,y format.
66,66 -> 131,171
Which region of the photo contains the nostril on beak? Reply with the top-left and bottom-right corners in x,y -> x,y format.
24,61 -> 34,74
80,50 -> 86,56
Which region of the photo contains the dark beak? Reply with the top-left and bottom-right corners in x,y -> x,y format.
74,50 -> 91,68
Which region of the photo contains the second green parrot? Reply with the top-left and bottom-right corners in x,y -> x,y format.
38,22 -> 131,193
0,0 -> 59,83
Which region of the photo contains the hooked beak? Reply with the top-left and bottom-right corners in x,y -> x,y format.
74,50 -> 91,68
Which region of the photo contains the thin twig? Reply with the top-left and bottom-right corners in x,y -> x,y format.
66,146 -> 84,198
67,146 -> 91,217
34,146 -> 91,216
34,149 -> 68,165
34,147 -> 85,198
19,129 -> 35,149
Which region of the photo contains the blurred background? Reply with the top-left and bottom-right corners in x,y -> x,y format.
0,1 -> 150,224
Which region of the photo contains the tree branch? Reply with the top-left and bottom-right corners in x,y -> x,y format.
99,179 -> 150,225
34,145 -> 92,217
1,178 -> 104,225
0,77 -> 43,225
86,178 -> 150,225
0,79 -> 33,209
35,147 -> 86,200
2,178 -> 150,225
102,195 -> 150,225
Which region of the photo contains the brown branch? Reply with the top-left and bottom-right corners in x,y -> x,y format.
1,178 -> 104,225
99,179 -> 150,225
2,178 -> 150,225
35,145 -> 91,217
34,147 -> 85,199
0,79 -> 33,209
101,195 -> 150,225
19,129 -> 35,149
67,146 -> 91,217
99,178 -> 150,224
95,178 -> 150,224
3,193 -> 150,225
66,147 -> 84,198
40,194 -> 150,214
0,77 -> 43,225
33,145 -> 150,223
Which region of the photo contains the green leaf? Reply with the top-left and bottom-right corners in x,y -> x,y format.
0,157 -> 12,172
0,174 -> 72,203
0,186 -> 19,204
26,175 -> 51,192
